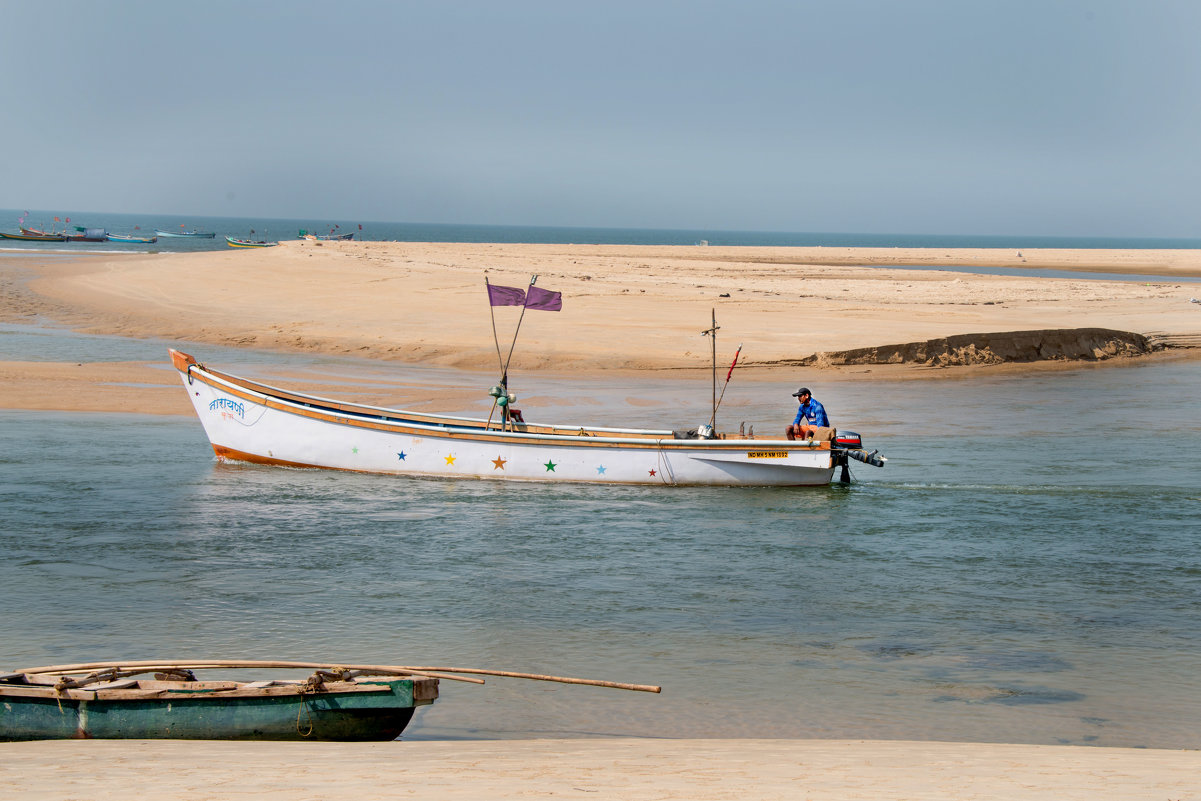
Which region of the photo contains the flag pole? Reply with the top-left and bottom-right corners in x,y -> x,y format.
485,276 -> 506,377
500,274 -> 537,389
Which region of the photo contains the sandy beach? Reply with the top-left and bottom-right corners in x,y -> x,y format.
3,243 -> 1200,798
1,241 -> 1199,416
3,738 -> 1199,800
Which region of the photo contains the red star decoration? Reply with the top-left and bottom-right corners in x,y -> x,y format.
648,468 -> 657,476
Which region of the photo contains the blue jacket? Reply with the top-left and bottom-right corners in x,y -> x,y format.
792,397 -> 830,427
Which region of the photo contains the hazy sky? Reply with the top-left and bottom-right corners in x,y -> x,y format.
4,1 -> 1200,236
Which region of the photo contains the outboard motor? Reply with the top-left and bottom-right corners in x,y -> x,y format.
834,431 -> 862,450
831,430 -> 887,482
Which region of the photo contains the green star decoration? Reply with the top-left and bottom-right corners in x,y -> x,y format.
544,460 -> 557,472
351,446 -> 359,454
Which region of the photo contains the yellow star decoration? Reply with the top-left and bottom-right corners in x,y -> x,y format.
444,454 -> 456,465
492,456 -> 507,470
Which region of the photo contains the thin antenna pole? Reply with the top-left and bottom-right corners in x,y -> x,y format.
701,309 -> 719,431
712,309 -> 717,419
711,342 -> 741,427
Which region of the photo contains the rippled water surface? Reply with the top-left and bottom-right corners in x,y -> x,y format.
1,345 -> 1198,748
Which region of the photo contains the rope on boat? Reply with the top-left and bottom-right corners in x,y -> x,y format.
296,695 -> 314,737
655,441 -> 676,485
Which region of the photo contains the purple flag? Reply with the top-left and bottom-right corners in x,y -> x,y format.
524,285 -> 563,311
487,283 -> 526,306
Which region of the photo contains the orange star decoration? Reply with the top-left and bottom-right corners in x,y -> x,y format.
444,454 -> 456,465
492,456 -> 507,470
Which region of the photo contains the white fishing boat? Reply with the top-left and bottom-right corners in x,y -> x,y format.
156,228 -> 216,238
169,278 -> 886,487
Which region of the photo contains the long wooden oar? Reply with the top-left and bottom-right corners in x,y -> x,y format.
17,659 -> 661,694
397,666 -> 660,693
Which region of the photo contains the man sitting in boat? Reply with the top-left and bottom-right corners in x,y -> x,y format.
786,387 -> 831,440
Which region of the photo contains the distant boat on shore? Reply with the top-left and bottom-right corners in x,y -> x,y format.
0,230 -> 68,242
300,231 -> 355,241
226,236 -> 277,248
106,232 -> 158,244
156,228 -> 215,238
67,227 -> 108,242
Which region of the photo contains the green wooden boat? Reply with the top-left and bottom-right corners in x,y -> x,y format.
0,663 -> 438,742
1,657 -> 659,742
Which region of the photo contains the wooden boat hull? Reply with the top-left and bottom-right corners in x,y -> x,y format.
226,236 -> 276,248
0,231 -> 67,242
0,677 -> 435,742
171,349 -> 840,486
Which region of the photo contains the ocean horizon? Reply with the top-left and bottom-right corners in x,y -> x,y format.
4,207 -> 1201,253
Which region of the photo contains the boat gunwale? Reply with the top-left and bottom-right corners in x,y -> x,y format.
179,354 -> 831,453
0,677 -> 431,703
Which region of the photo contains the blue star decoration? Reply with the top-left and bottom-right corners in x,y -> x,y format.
596,465 -> 607,474
397,452 -> 406,461
544,460 -> 557,472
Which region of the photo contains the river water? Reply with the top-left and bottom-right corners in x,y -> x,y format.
1,323 -> 1198,748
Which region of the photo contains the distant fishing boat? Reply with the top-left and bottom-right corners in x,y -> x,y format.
226,236 -> 277,248
106,232 -> 158,244
0,230 -> 68,242
299,228 -> 355,241
19,216 -> 71,239
66,227 -> 108,242
156,228 -> 216,238
300,232 -> 355,241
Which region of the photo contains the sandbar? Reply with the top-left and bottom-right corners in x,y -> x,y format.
2,242 -> 1199,415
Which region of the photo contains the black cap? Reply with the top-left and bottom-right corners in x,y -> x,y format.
792,387 -> 811,397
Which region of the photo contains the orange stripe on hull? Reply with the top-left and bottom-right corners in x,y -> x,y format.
212,445 -> 322,469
